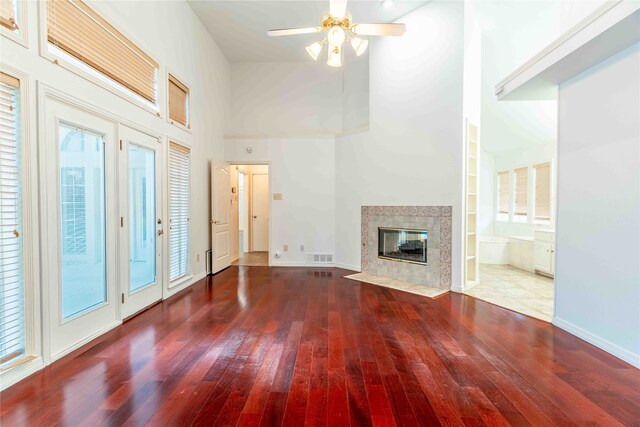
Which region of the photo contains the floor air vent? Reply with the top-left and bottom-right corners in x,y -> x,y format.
307,253 -> 334,265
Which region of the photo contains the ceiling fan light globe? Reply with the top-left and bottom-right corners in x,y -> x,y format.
306,41 -> 323,61
351,37 -> 368,56
327,26 -> 346,47
327,46 -> 342,67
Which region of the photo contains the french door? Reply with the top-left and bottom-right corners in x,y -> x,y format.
119,126 -> 163,318
42,99 -> 119,360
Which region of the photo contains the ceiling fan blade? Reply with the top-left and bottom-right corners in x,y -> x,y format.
330,0 -> 348,19
267,27 -> 321,37
351,23 -> 406,36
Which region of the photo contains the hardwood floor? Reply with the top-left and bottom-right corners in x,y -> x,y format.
2,267 -> 639,426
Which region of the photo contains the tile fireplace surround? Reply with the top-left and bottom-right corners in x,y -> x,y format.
361,206 -> 452,290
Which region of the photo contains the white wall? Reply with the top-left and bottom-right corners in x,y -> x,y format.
554,43 -> 640,367
2,0 -> 228,287
228,62 -> 343,136
334,1 -> 465,284
342,53 -> 370,131
476,0 -> 606,154
225,138 -> 335,266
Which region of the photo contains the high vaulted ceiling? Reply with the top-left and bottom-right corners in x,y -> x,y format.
188,0 -> 428,62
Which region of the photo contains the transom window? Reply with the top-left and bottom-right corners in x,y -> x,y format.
45,0 -> 160,110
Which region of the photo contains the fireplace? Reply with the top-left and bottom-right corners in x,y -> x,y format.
378,227 -> 428,265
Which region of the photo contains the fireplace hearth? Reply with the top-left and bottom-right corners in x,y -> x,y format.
378,227 -> 428,265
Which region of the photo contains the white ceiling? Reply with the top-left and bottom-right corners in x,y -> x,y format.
188,0 -> 429,62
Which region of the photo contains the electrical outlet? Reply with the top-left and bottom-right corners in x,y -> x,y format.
273,193 -> 283,200
283,244 -> 288,252
300,245 -> 305,252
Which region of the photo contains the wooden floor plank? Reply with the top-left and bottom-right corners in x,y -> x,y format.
1,267 -> 639,427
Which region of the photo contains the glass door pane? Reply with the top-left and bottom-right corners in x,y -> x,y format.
59,124 -> 107,319
128,144 -> 156,292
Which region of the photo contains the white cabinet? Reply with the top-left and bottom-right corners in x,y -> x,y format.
534,230 -> 555,277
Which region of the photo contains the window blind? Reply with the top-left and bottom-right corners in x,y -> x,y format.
0,0 -> 17,31
168,74 -> 189,128
168,142 -> 190,282
497,171 -> 510,214
534,162 -> 551,221
514,167 -> 528,216
0,71 -> 25,366
46,0 -> 159,104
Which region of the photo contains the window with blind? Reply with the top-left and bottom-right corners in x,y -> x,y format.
496,171 -> 510,221
168,74 -> 189,129
534,162 -> 551,222
513,167 -> 528,222
0,71 -> 25,366
0,0 -> 18,31
46,0 -> 159,109
168,142 -> 190,282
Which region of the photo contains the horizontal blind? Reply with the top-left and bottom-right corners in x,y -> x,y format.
497,171 -> 510,214
0,71 -> 25,365
168,75 -> 189,128
169,142 -> 190,282
0,0 -> 17,30
534,162 -> 551,220
514,167 -> 528,216
47,0 -> 159,104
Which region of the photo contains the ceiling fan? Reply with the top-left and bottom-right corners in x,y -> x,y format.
267,0 -> 406,67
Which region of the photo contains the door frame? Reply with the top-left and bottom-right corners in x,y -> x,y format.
226,162 -> 272,267
211,162 -> 231,274
250,172 -> 269,253
37,83 -> 165,363
118,125 -> 164,319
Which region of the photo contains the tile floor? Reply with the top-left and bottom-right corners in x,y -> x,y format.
466,264 -> 554,322
232,251 -> 269,267
344,272 -> 448,298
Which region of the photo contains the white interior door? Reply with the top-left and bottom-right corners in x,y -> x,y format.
119,126 -> 163,319
42,98 -> 119,361
212,163 -> 231,273
251,173 -> 269,252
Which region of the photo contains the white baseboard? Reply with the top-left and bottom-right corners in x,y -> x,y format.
553,316 -> 640,368
167,271 -> 207,298
271,261 -> 335,267
0,356 -> 44,391
450,283 -> 464,293
335,262 -> 361,272
50,320 -> 122,363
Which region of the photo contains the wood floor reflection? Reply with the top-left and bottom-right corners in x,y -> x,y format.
1,267 -> 639,426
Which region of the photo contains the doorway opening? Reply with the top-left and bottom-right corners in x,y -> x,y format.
464,125 -> 557,323
232,165 -> 269,267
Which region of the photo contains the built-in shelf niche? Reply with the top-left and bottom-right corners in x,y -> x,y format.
465,121 -> 479,286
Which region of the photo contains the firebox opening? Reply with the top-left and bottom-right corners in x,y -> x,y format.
378,227 -> 428,265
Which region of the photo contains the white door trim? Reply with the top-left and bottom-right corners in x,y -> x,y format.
225,161 -> 271,267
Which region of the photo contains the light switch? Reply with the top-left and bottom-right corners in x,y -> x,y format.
273,193 -> 283,200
